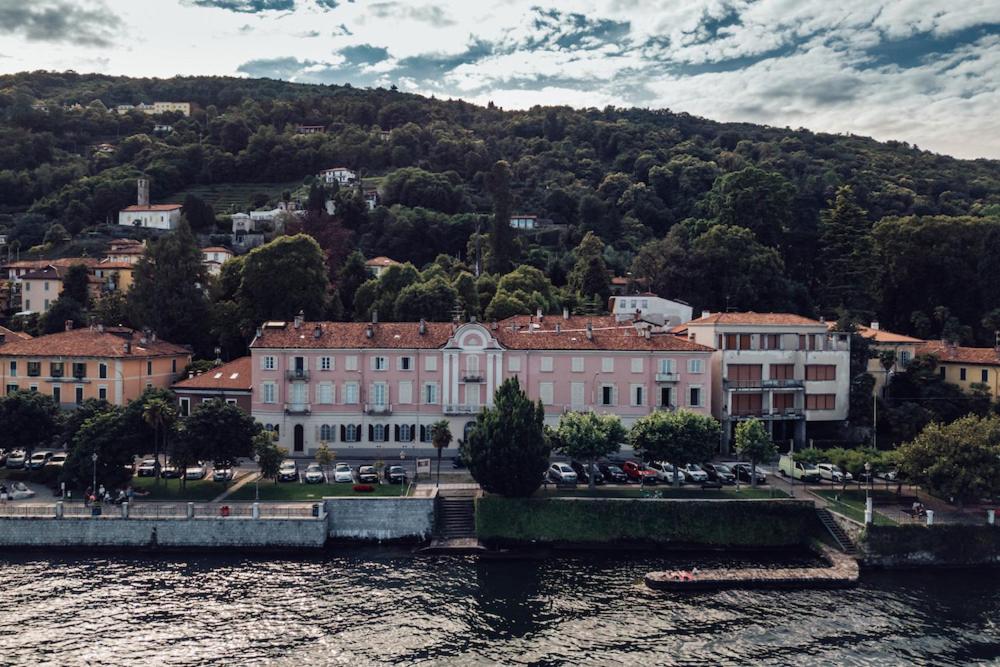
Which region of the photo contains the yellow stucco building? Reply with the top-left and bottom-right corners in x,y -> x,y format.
918,340 -> 1000,397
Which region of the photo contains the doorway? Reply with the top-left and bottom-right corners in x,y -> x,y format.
294,424 -> 304,453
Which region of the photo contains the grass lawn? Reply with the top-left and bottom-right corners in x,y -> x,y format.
814,489 -> 897,526
540,485 -> 788,500
227,481 -> 409,501
130,476 -> 229,501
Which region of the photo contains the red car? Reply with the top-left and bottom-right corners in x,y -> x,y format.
622,460 -> 658,484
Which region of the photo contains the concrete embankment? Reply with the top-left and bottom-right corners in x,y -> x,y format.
325,496 -> 435,542
644,542 -> 858,591
862,524 -> 1000,568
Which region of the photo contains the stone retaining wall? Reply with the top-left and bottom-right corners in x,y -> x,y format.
324,496 -> 435,541
862,524 -> 1000,567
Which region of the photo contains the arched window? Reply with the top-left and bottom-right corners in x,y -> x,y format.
400,424 -> 411,442
320,424 -> 333,441
465,355 -> 480,373
345,424 -> 357,442
373,424 -> 387,442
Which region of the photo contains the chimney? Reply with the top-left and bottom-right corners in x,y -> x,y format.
419,319 -> 427,335
701,310 -> 711,319
372,309 -> 378,324
643,328 -> 651,340
188,370 -> 194,379
870,321 -> 880,331
563,307 -> 569,320
151,333 -> 157,343
365,323 -> 374,339
536,307 -> 543,321
97,324 -> 105,333
555,323 -> 561,334
255,327 -> 262,339
140,335 -> 148,345
137,178 -> 150,207
313,325 -> 322,339
293,311 -> 304,329
124,341 -> 131,355
586,321 -> 593,341
64,320 -> 74,331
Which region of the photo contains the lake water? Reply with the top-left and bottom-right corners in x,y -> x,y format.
1,549 -> 998,666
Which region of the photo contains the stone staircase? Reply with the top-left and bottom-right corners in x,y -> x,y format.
437,497 -> 476,539
816,507 -> 858,556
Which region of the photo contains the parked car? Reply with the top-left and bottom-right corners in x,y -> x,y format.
598,462 -> 628,484
357,465 -> 379,484
648,461 -> 683,484
136,459 -> 158,477
879,468 -> 899,482
702,463 -> 736,485
46,452 -> 68,468
7,481 -> 35,500
28,452 -> 51,470
333,463 -> 354,483
185,463 -> 207,480
570,460 -> 604,485
547,462 -> 578,484
778,455 -> 821,482
730,462 -> 768,485
5,450 -> 27,469
304,463 -> 325,484
160,463 -> 181,479
277,459 -> 299,482
622,460 -> 658,484
682,463 -> 709,483
385,465 -> 407,484
212,467 -> 234,482
817,463 -> 852,483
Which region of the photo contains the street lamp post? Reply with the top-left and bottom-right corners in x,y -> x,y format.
399,450 -> 406,496
91,452 -> 98,496
254,453 -> 261,501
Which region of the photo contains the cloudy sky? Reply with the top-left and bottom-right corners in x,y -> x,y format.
1,0 -> 998,159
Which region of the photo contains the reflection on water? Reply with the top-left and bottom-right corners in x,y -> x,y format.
0,548 -> 998,666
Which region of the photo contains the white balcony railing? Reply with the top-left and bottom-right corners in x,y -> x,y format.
283,403 -> 311,415
444,404 -> 479,415
655,372 -> 680,383
364,403 -> 393,415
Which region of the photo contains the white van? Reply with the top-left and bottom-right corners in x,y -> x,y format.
778,454 -> 821,482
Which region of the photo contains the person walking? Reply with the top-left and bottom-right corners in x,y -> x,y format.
0,483 -> 8,505
98,484 -> 106,502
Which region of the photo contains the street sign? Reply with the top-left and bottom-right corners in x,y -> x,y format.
416,458 -> 431,478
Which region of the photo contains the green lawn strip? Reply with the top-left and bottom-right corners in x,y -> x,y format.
813,489 -> 897,526
541,486 -> 787,500
227,481 -> 408,500
130,476 -> 228,501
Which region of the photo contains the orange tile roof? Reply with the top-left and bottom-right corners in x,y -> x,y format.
917,341 -> 1000,367
365,256 -> 400,268
3,258 -> 99,271
829,323 -> 923,344
0,326 -> 31,341
495,328 -> 714,352
686,312 -> 825,327
201,246 -> 232,253
121,204 -> 182,212
172,357 -> 252,391
500,314 -> 619,331
95,260 -> 136,270
0,328 -> 190,359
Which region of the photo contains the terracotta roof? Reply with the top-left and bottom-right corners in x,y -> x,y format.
365,256 -> 400,268
201,247 -> 232,253
686,312 -> 825,327
107,247 -> 145,255
0,328 -> 190,359
828,322 -> 922,344
121,204 -> 182,212
20,268 -> 61,281
500,314 -> 619,331
917,341 -> 1000,367
95,260 -> 136,270
611,276 -> 629,285
4,258 -> 98,271
173,357 -> 252,392
0,326 -> 31,341
251,320 -> 713,352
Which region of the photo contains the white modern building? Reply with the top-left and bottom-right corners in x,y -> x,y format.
319,167 -> 357,186
117,179 -> 182,230
609,294 -> 694,327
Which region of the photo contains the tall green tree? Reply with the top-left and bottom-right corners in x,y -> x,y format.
61,263 -> 91,306
818,186 -> 874,315
141,396 -> 176,484
430,419 -> 452,487
0,390 -> 61,460
254,431 -> 284,483
568,232 -> 610,306
733,418 -> 777,487
62,408 -> 136,493
40,297 -> 85,334
239,234 -> 330,322
629,410 -> 720,486
337,250 -> 369,318
182,194 -> 216,231
182,399 -> 260,468
486,160 -> 516,273
462,377 -> 550,497
705,166 -> 794,248
555,411 -> 624,489
128,219 -> 210,351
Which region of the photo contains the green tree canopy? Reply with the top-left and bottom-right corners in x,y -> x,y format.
239,234 -> 330,323
182,399 -> 260,468
628,410 -> 720,486
554,411 -> 624,488
62,407 -> 136,492
568,232 -> 610,306
733,418 -> 777,487
0,390 -> 61,456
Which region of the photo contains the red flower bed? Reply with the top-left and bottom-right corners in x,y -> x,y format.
353,484 -> 375,492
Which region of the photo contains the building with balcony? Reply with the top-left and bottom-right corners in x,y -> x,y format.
0,324 -> 190,407
683,312 -> 851,451
249,314 -> 714,456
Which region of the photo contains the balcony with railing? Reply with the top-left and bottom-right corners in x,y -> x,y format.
461,372 -> 484,383
730,408 -> 804,421
364,403 -> 393,415
724,378 -> 804,391
444,404 -> 479,415
562,404 -> 590,413
655,372 -> 680,383
284,403 -> 311,415
286,369 -> 310,382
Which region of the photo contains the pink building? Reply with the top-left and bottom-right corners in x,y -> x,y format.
250,315 -> 714,456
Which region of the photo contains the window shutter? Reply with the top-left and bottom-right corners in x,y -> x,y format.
340,425 -> 346,441
420,425 -> 425,441
357,424 -> 362,439
612,386 -> 619,406
394,424 -> 400,441
411,424 -> 416,442
368,424 -> 374,441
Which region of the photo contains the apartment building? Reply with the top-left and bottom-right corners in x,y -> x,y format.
683,312 -> 851,451
0,324 -> 190,407
250,315 -> 714,456
917,340 -> 1000,398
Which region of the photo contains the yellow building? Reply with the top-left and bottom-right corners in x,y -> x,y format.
0,325 -> 190,407
93,260 -> 137,293
917,340 -> 1000,397
856,323 -> 923,395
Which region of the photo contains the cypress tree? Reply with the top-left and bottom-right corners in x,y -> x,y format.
819,185 -> 875,316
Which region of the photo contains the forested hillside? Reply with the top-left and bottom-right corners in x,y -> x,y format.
3,70 -> 1000,344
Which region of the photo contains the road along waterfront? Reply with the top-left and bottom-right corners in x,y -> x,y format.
1,549 -> 999,665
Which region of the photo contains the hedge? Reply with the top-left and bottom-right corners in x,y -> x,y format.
864,524 -> 1000,565
476,496 -> 818,547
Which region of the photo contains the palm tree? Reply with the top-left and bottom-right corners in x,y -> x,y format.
142,398 -> 176,486
430,420 -> 452,488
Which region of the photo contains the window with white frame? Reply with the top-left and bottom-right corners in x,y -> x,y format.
602,357 -> 614,373
345,355 -> 358,371
399,356 -> 413,371
372,356 -> 387,371
179,397 -> 190,416
372,424 -> 387,442
320,356 -> 333,371
320,424 -> 334,441
658,358 -> 675,374
688,385 -> 703,407
317,383 -> 334,404
539,382 -> 554,405
262,382 -> 276,403
262,356 -> 276,370
632,384 -> 645,406
540,356 -> 553,372
630,358 -> 644,373
423,382 -> 439,404
465,384 -> 480,406
344,382 -> 359,404
600,384 -> 616,406
345,424 -> 359,442
398,381 -> 413,404
570,382 -> 585,407
508,356 -> 521,372
371,382 -> 388,406
465,354 -> 480,374
688,359 -> 704,374
400,424 -> 413,442
425,355 -> 437,372
571,357 -> 584,373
